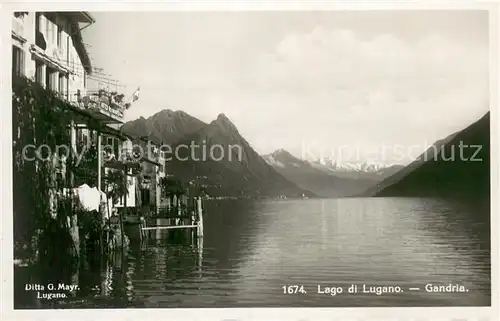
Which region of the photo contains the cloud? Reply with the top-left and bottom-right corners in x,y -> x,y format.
245,27 -> 487,112
229,26 -> 488,155
122,23 -> 489,161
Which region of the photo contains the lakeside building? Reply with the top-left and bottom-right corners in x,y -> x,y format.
12,12 -> 160,215
134,137 -> 166,209
12,12 -> 93,102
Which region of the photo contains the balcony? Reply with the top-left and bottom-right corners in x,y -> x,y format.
78,90 -> 127,124
30,44 -> 71,75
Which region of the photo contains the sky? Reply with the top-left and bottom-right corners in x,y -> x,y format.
82,11 -> 490,164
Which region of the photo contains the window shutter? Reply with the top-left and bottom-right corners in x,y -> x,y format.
20,49 -> 25,76
12,46 -> 18,77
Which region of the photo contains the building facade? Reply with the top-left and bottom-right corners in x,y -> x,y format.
12,12 -> 153,214
134,139 -> 166,208
12,12 -> 94,102
12,11 -> 100,151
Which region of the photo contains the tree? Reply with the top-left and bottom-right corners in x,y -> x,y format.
102,169 -> 129,205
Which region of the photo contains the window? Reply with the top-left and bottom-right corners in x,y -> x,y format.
45,17 -> 51,45
45,14 -> 58,46
58,74 -> 66,98
12,46 -> 25,77
46,67 -> 57,92
78,129 -> 89,147
35,12 -> 40,35
57,24 -> 62,48
34,12 -> 47,50
114,140 -> 120,157
35,60 -> 44,86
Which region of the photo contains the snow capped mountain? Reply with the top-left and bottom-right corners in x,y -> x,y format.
263,154 -> 286,168
262,149 -> 406,196
262,149 -> 308,169
314,158 -> 398,173
261,149 -> 381,197
263,151 -> 401,174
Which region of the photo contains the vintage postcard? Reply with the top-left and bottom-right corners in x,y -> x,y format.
0,0 -> 498,320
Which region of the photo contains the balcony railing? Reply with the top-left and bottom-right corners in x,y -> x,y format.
78,90 -> 126,122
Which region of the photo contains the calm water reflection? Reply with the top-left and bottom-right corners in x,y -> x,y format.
14,198 -> 490,308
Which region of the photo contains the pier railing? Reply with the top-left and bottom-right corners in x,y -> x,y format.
122,198 -> 204,243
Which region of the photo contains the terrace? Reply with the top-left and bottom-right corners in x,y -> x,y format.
77,89 -> 129,124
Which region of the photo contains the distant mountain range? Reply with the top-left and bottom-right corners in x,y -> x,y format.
262,150 -> 403,197
363,112 -> 490,206
121,110 -> 314,198
307,158 -> 404,180
121,109 -> 490,203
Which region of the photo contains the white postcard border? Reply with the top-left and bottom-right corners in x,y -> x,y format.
0,1 -> 498,320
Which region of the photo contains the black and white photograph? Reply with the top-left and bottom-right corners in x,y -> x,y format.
3,3 -> 498,318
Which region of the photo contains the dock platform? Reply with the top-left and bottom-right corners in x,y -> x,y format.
123,197 -> 204,242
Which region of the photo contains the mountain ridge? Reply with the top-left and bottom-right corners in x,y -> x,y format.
366,111 -> 490,206
143,112 -> 316,197
262,149 -> 386,197
120,109 -> 207,145
264,150 -> 405,183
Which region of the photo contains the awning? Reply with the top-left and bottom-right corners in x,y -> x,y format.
84,108 -> 124,125
103,160 -> 141,175
61,12 -> 95,24
100,125 -> 134,140
65,102 -> 124,126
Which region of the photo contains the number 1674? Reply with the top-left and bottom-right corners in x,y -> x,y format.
282,285 -> 306,294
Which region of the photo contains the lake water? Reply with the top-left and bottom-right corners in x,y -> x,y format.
14,197 -> 491,308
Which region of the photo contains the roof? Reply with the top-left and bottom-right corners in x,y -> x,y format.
137,135 -> 162,146
73,12 -> 95,24
60,11 -> 95,24
66,12 -> 94,75
100,124 -> 135,140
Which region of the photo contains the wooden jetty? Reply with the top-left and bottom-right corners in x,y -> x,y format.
141,225 -> 198,230
123,197 -> 204,243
